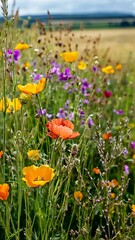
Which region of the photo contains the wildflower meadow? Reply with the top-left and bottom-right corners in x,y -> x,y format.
0,1 -> 135,239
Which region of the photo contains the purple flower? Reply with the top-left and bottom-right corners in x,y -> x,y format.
58,68 -> 72,81
34,73 -> 41,81
14,50 -> 21,62
64,100 -> 70,109
36,109 -> 46,117
5,49 -> 20,63
56,108 -> 68,118
81,78 -> 91,95
68,112 -> 74,121
114,109 -> 123,115
80,110 -> 85,118
83,99 -> 89,105
46,113 -> 53,119
92,65 -> 98,73
130,141 -> 135,149
124,165 -> 129,175
123,148 -> 128,155
88,118 -> 94,127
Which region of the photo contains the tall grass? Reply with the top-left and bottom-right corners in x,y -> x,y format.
0,3 -> 135,240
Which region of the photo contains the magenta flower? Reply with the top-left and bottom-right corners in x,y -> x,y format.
104,90 -> 112,98
130,141 -> 135,149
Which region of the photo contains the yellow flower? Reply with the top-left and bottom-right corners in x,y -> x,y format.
132,204 -> 135,212
109,193 -> 116,199
22,165 -> 55,187
115,64 -> 122,70
60,51 -> 78,63
132,154 -> 135,160
0,98 -> 21,113
0,98 -> 10,111
22,62 -> 31,69
0,51 -> 2,57
19,93 -> 32,104
102,65 -> 115,74
78,61 -> 87,70
74,191 -> 83,202
15,43 -> 29,50
6,98 -> 22,113
17,78 -> 46,95
27,150 -> 40,161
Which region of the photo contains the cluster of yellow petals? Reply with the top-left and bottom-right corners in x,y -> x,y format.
0,98 -> 22,113
78,61 -> 87,70
102,65 -> 115,74
27,150 -> 40,161
60,51 -> 78,63
15,43 -> 29,50
74,191 -> 83,202
22,62 -> 31,69
0,183 -> 10,201
17,78 -> 46,95
22,165 -> 55,187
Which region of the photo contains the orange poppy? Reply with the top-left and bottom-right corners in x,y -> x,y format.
102,132 -> 112,140
17,78 -> 46,95
0,183 -> 10,201
0,151 -> 4,158
93,167 -> 100,174
74,191 -> 83,201
60,51 -> 78,63
108,179 -> 118,188
22,165 -> 55,187
46,118 -> 80,140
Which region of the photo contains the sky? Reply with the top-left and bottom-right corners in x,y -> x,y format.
0,0 -> 135,16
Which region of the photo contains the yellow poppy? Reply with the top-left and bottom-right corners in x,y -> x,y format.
60,51 -> 78,63
0,98 -> 21,113
22,62 -> 31,69
15,43 -> 29,50
27,150 -> 40,161
102,65 -> 115,74
22,165 -> 55,187
78,61 -> 87,70
17,78 -> 46,95
6,98 -> 22,113
132,204 -> 135,212
74,191 -> 83,202
19,93 -> 32,104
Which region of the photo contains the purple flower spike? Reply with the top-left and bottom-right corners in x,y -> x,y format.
88,118 -> 94,127
130,141 -> 135,149
124,165 -> 129,175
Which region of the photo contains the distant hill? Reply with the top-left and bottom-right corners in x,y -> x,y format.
0,11 -> 134,22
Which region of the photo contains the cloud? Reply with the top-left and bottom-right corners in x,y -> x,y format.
0,0 -> 134,16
